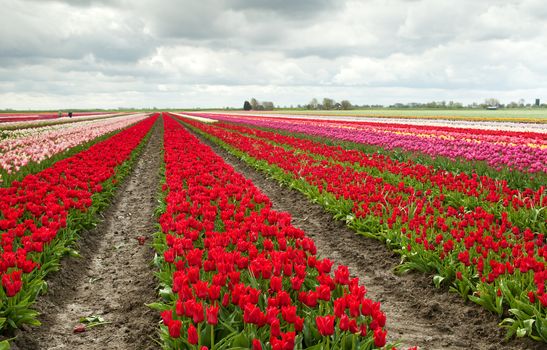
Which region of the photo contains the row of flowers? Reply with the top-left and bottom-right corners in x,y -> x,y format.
233,111 -> 547,126
0,114 -> 157,336
0,111 -> 116,124
0,112 -> 125,131
205,120 -> 545,230
0,113 -> 149,184
153,114 -> 396,349
176,115 -> 547,343
188,113 -> 547,174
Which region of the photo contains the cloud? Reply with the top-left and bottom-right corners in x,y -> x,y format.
1,0 -> 547,109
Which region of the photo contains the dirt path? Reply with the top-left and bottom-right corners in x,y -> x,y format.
13,118 -> 163,350
186,125 -> 543,350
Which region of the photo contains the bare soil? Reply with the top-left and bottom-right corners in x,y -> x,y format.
13,118 -> 163,350
186,125 -> 544,350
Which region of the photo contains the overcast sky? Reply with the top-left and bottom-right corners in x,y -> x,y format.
1,0 -> 547,109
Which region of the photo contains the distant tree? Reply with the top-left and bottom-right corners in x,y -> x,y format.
484,98 -> 500,107
340,100 -> 352,110
262,101 -> 274,110
308,98 -> 319,110
243,100 -> 252,111
322,97 -> 335,110
250,98 -> 259,110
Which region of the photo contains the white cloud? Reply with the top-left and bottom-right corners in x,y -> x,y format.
1,0 -> 547,109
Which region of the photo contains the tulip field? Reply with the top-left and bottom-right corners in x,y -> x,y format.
0,113 -> 149,185
0,111 -> 545,349
152,116 -> 391,349
0,111 -> 120,124
0,113 -> 156,347
187,113 -> 547,176
172,112 -> 547,345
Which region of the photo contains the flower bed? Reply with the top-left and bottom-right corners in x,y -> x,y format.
0,112 -> 117,124
189,113 -> 547,174
0,114 -> 157,337
206,121 -> 545,226
153,114 -> 393,349
0,113 -> 148,185
178,115 -> 547,343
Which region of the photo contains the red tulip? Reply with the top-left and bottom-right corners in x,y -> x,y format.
206,305 -> 219,325
373,328 -> 387,347
168,320 -> 182,338
187,324 -> 198,344
315,315 -> 335,336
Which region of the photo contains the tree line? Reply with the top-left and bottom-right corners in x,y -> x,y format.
243,97 -> 545,111
243,97 -> 354,111
243,98 -> 274,111
305,98 -> 352,110
389,98 -> 545,109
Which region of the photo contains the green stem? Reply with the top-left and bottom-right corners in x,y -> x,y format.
211,324 -> 215,350
197,323 -> 201,349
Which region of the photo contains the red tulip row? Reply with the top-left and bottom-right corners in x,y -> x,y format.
185,112 -> 547,141
201,120 -> 545,239
187,112 -> 547,174
154,114 -> 397,349
0,114 -> 157,333
210,120 -> 545,214
175,115 -> 547,342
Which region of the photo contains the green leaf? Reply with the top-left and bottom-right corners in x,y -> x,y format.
508,308 -> 531,321
78,314 -> 111,328
433,275 -> 445,288
231,333 -> 249,348
0,340 -> 11,350
516,327 -> 527,338
67,248 -> 81,258
146,302 -> 170,311
159,286 -> 173,299
535,317 -> 547,342
523,319 -> 535,333
79,315 -> 105,324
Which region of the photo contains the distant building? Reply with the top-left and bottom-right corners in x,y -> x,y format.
536,98 -> 540,106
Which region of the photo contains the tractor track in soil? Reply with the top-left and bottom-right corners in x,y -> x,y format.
184,123 -> 543,350
13,118 -> 163,350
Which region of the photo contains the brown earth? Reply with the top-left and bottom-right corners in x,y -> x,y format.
12,118 -> 163,350
184,123 -> 544,350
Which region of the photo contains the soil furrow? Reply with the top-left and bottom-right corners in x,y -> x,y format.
185,123 -> 543,350
13,118 -> 163,350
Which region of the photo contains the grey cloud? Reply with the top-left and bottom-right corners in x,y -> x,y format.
229,0 -> 337,18
2,0 -> 547,109
1,1 -> 155,64
21,0 -> 122,7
